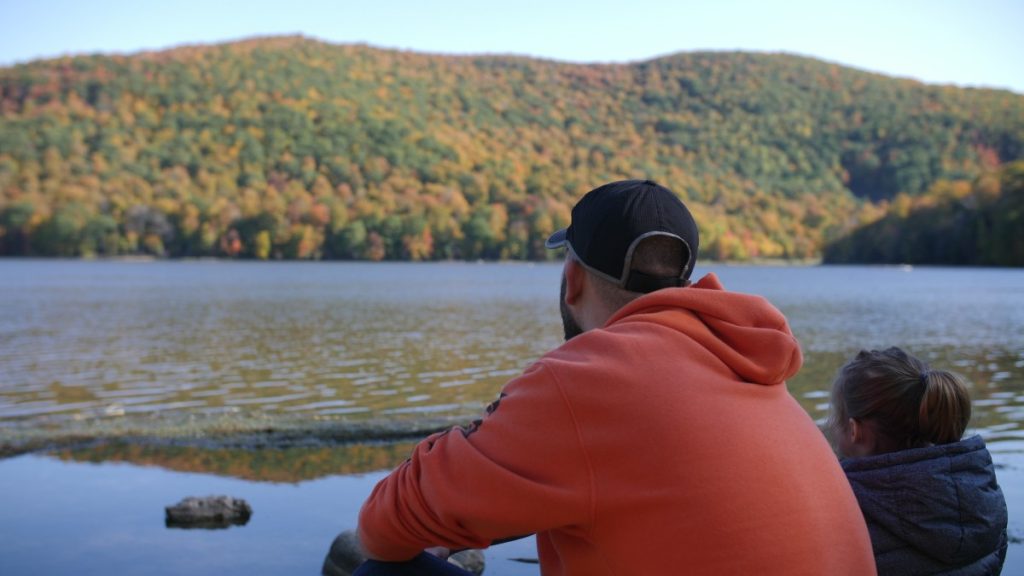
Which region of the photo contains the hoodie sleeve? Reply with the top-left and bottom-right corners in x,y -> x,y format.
357,361 -> 593,561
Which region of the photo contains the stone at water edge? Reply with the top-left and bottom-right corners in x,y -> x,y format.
322,530 -> 365,576
322,530 -> 486,576
165,495 -> 252,527
448,549 -> 485,574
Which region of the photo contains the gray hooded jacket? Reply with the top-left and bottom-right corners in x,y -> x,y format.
842,435 -> 1008,576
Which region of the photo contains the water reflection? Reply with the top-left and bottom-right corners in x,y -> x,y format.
4,260 -> 1019,453
2,262 -> 1022,575
0,262 -> 559,429
0,454 -> 542,576
1,262 -> 1022,444
53,440 -> 416,483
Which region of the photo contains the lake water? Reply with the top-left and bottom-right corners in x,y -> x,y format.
0,260 -> 1022,575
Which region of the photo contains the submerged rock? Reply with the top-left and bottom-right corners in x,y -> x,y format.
322,530 -> 485,576
165,495 -> 251,529
322,530 -> 365,576
449,549 -> 485,574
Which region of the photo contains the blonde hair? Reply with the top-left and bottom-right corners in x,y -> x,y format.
825,347 -> 971,454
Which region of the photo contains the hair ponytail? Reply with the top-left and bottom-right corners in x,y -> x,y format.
828,347 -> 972,454
917,370 -> 971,445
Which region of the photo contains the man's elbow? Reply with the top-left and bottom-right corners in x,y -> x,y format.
356,515 -> 421,562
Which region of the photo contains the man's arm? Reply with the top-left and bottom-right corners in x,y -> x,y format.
357,361 -> 592,561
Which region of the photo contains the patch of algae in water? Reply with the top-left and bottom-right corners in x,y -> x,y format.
0,411 -> 466,458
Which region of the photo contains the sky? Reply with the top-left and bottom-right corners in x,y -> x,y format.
1,0 -> 1022,93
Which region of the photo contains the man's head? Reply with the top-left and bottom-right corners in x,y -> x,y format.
547,179 -> 699,340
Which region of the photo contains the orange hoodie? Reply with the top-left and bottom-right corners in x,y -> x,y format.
358,273 -> 876,575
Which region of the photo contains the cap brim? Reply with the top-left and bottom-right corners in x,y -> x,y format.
545,228 -> 567,249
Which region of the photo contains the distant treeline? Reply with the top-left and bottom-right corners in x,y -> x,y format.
824,161 -> 1024,266
1,36 -> 1022,262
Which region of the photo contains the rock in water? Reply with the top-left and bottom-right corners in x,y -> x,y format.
321,530 -> 486,576
322,530 -> 365,576
449,549 -> 485,574
165,495 -> 252,529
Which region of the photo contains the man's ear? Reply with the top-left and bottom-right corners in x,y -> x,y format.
564,259 -> 585,306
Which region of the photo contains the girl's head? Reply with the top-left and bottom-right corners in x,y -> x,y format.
826,347 -> 971,458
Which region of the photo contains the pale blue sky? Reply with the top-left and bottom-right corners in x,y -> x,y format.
1,0 -> 1022,93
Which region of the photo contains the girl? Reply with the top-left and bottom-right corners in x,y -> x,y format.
827,347 -> 1008,576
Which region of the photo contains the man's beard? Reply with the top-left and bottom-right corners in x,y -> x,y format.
560,273 -> 584,341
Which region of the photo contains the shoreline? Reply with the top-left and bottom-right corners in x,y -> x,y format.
0,412 -> 465,459
6,256 -> 1024,269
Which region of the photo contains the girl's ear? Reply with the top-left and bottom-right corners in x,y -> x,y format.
847,418 -> 877,457
848,418 -> 861,444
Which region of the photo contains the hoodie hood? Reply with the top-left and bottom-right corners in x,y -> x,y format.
606,273 -> 802,386
842,435 -> 1008,574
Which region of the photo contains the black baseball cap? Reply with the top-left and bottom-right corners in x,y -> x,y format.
545,179 -> 699,293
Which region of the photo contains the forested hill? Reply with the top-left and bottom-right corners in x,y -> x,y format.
1,36 -> 1022,261
823,160 -> 1024,266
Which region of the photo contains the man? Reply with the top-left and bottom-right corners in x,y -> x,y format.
356,180 -> 876,575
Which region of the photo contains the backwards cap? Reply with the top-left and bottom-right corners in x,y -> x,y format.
545,179 -> 699,293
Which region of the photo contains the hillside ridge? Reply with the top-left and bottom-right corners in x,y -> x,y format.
1,35 -> 1022,261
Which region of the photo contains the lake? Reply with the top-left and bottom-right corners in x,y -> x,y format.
0,260 -> 1022,575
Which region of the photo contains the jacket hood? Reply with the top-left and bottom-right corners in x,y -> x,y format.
842,435 -> 1008,568
606,273 -> 802,386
